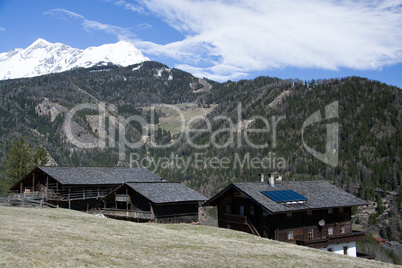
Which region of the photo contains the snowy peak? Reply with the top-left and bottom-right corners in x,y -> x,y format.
0,39 -> 150,80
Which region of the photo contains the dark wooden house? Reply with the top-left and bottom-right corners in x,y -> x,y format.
9,166 -> 164,210
204,174 -> 367,257
102,182 -> 207,223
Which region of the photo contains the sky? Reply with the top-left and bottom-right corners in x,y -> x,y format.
0,0 -> 401,87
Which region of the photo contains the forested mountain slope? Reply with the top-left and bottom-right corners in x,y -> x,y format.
0,64 -> 400,240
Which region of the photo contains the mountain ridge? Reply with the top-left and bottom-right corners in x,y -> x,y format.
0,39 -> 149,80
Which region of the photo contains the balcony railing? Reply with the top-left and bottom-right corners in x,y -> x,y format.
224,213 -> 247,224
224,214 -> 260,236
296,231 -> 366,248
102,208 -> 153,220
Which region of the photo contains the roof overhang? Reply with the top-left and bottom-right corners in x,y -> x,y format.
203,183 -> 275,214
9,166 -> 57,191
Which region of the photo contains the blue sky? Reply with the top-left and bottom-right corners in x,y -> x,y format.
0,0 -> 401,88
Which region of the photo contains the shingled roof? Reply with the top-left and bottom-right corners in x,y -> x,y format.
123,182 -> 207,204
11,166 -> 164,189
206,181 -> 367,213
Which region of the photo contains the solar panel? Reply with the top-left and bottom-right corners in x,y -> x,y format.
261,190 -> 308,203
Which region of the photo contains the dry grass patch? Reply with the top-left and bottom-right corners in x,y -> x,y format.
141,103 -> 217,134
0,206 -> 396,267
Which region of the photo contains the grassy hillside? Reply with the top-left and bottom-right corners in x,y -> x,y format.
0,206 -> 395,267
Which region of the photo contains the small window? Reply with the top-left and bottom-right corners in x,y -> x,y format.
328,227 -> 333,236
226,204 -> 231,213
340,225 -> 345,234
328,208 -> 333,214
240,206 -> 245,216
263,211 -> 268,217
308,228 -> 313,240
227,224 -> 231,229
343,246 -> 348,255
263,231 -> 268,238
307,210 -> 312,216
287,212 -> 292,217
250,205 -> 255,216
287,230 -> 294,240
339,207 -> 344,213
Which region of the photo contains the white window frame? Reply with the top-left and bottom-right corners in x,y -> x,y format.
307,210 -> 312,215
328,227 -> 333,236
287,212 -> 292,217
287,230 -> 294,240
308,228 -> 313,240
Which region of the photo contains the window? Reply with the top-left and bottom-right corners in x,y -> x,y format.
226,204 -> 231,213
328,208 -> 333,214
339,207 -> 344,213
263,231 -> 268,238
240,206 -> 245,216
250,205 -> 255,216
287,230 -> 294,240
287,212 -> 292,217
328,227 -> 333,236
308,228 -> 313,240
307,210 -> 312,216
340,225 -> 345,234
227,224 -> 231,229
263,211 -> 268,217
343,246 -> 348,255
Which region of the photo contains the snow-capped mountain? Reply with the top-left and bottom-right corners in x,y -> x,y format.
0,39 -> 150,80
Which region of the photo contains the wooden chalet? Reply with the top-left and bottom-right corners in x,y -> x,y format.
102,182 -> 207,223
204,174 -> 367,257
9,166 -> 164,210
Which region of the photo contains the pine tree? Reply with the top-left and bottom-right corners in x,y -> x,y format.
0,135 -> 49,193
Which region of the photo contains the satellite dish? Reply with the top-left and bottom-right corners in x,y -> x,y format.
318,219 -> 325,226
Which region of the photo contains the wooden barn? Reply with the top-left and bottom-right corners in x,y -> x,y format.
204,174 -> 367,257
102,182 -> 207,223
9,166 -> 164,210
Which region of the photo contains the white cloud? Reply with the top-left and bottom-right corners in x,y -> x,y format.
0,27 -> 5,31
114,0 -> 145,13
44,8 -> 84,20
45,9 -> 135,40
130,0 -> 402,81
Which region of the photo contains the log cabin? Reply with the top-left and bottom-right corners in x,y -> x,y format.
9,166 -> 207,223
102,182 -> 207,223
9,166 -> 165,210
204,173 -> 367,257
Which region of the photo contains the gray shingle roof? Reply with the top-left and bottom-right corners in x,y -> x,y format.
37,166 -> 164,185
207,181 -> 367,213
125,182 -> 208,204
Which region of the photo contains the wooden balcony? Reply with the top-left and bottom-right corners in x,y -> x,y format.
102,208 -> 154,221
224,214 -> 260,236
295,231 -> 366,248
224,213 -> 247,225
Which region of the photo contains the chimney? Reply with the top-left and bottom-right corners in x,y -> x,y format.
268,173 -> 275,187
259,173 -> 265,183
